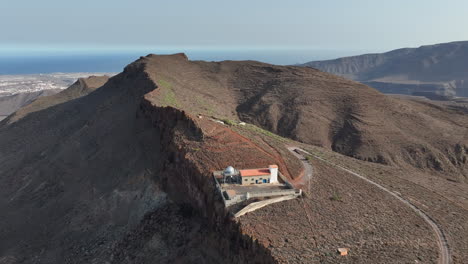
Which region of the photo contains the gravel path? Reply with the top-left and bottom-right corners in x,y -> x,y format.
287,146 -> 313,191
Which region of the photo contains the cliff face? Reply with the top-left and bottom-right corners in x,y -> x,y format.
302,41 -> 468,97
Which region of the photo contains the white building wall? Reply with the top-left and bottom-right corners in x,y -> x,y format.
269,165 -> 278,183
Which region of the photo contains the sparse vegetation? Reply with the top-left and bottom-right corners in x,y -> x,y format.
222,119 -> 237,126
330,192 -> 342,201
158,79 -> 179,107
189,147 -> 201,152
243,124 -> 288,143
195,96 -> 215,116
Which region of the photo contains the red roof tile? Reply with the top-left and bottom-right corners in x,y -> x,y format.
239,169 -> 270,177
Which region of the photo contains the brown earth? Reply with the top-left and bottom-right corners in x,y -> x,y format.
0,54 -> 467,263
301,144 -> 468,263
239,159 -> 439,263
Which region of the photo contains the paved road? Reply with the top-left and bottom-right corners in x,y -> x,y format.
290,147 -> 451,264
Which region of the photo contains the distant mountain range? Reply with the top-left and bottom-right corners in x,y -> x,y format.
0,73 -> 109,97
4,75 -> 109,123
0,89 -> 60,121
0,73 -> 114,121
301,41 -> 468,98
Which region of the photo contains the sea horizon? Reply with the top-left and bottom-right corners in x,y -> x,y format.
0,48 -> 372,75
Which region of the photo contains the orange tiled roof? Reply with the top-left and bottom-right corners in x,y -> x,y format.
239,168 -> 270,177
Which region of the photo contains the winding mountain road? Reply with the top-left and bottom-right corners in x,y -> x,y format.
287,147 -> 451,264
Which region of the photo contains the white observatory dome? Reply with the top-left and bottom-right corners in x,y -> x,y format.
224,166 -> 236,176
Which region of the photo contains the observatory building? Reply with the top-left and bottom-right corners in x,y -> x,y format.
213,164 -> 302,207
218,165 -> 279,185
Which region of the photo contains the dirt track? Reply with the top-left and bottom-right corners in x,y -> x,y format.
287,146 -> 312,190
292,147 -> 452,264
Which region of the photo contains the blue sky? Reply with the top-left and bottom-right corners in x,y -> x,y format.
2,0 -> 468,54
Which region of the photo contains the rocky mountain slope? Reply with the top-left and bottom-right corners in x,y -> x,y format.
141,54 -> 468,182
301,41 -> 468,97
0,54 -> 467,263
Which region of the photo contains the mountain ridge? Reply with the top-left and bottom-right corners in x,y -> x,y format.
301,41 -> 468,97
137,53 -> 468,181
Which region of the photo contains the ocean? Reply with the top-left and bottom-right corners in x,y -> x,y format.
0,49 -> 364,75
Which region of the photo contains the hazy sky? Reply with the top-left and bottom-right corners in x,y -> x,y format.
2,0 -> 468,53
